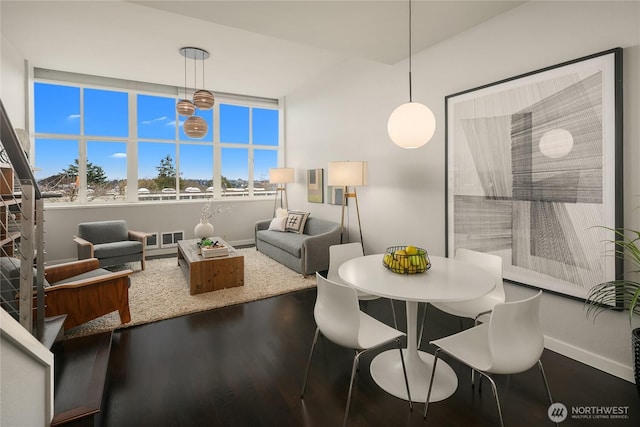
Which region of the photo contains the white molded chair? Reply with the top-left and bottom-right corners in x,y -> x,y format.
419,248 -> 504,347
301,273 -> 412,427
328,243 -> 397,328
423,291 -> 556,427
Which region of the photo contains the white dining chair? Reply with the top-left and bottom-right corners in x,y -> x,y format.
328,243 -> 398,328
418,248 -> 504,347
301,273 -> 413,427
423,291 -> 556,427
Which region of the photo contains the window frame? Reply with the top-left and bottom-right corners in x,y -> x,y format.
32,69 -> 282,205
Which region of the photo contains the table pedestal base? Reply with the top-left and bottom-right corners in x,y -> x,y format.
370,348 -> 457,403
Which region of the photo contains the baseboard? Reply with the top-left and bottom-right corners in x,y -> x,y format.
545,335 -> 634,383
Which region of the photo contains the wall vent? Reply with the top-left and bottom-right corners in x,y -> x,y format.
160,230 -> 184,248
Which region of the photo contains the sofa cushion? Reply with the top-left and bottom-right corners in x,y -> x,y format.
285,211 -> 310,234
94,241 -> 143,259
256,230 -> 308,258
0,257 -> 21,280
78,220 -> 129,244
268,216 -> 287,231
0,256 -> 46,286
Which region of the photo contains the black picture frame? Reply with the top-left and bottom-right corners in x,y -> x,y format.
445,48 -> 623,303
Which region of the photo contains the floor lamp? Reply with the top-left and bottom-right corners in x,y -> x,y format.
269,167 -> 294,217
328,161 -> 367,251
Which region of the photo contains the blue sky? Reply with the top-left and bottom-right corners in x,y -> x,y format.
34,83 -> 278,182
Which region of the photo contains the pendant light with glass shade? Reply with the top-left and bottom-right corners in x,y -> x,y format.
387,0 -> 436,149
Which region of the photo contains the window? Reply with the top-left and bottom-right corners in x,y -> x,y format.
33,72 -> 280,204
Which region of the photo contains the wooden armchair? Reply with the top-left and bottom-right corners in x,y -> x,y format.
42,258 -> 133,329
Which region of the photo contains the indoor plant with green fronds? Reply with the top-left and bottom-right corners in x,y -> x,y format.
586,227 -> 640,322
586,226 -> 640,396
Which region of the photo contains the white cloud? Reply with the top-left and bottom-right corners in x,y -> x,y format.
67,114 -> 80,120
140,116 -> 168,125
110,152 -> 127,159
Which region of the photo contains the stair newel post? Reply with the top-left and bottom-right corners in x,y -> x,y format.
18,179 -> 34,333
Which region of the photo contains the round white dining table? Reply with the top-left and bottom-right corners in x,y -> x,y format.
338,254 -> 495,403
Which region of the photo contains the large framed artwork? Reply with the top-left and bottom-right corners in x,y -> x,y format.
445,48 -> 623,301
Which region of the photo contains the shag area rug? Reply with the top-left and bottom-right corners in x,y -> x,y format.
64,248 -> 316,338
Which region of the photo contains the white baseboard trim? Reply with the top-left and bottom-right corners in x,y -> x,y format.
545,335 -> 634,383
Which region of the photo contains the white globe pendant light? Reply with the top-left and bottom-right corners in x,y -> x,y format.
388,0 -> 436,149
388,102 -> 436,148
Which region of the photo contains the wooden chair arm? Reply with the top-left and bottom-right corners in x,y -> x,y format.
128,230 -> 149,242
45,269 -> 133,290
45,258 -> 101,283
73,235 -> 94,259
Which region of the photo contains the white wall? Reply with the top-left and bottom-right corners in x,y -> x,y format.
0,309 -> 54,426
44,198 -> 272,262
284,1 -> 640,381
1,34 -> 27,129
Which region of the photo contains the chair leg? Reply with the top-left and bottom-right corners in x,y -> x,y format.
418,303 -> 428,348
396,338 -> 413,410
423,348 -> 441,419
390,299 -> 398,329
479,372 -> 504,427
538,360 -> 558,427
301,328 -> 320,398
344,351 -> 362,427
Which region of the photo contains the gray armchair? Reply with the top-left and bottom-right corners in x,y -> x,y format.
73,220 -> 148,270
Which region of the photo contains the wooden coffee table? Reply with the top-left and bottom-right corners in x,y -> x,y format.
177,238 -> 244,295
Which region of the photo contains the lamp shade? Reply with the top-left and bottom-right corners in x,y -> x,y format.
269,168 -> 294,184
176,99 -> 196,117
387,101 -> 436,149
193,89 -> 215,110
184,116 -> 208,139
327,161 -> 368,187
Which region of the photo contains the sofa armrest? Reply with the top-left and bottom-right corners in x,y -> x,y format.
255,219 -> 271,232
255,219 -> 272,245
300,226 -> 342,274
45,258 -> 101,283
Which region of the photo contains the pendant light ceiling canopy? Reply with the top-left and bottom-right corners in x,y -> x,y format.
387,0 -> 436,149
177,47 -> 214,139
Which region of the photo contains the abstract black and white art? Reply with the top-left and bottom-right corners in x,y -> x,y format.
445,48 -> 622,301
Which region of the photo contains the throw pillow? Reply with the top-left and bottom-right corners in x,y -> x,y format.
285,210 -> 310,234
268,216 -> 287,232
275,207 -> 288,218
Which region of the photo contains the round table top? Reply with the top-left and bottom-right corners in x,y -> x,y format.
338,254 -> 495,303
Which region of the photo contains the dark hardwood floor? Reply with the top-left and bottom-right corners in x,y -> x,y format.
101,289 -> 639,426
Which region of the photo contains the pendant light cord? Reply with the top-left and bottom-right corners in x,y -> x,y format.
408,0 -> 413,103
201,50 -> 206,89
184,49 -> 188,99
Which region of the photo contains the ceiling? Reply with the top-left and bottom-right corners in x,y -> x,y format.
1,1 -> 524,99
